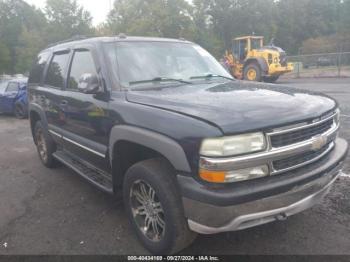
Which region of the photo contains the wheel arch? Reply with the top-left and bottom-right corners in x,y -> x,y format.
244,57 -> 269,75
109,125 -> 191,189
29,104 -> 48,142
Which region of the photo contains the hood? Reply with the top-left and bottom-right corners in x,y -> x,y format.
125,80 -> 337,135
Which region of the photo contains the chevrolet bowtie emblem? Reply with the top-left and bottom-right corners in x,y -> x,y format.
311,135 -> 328,151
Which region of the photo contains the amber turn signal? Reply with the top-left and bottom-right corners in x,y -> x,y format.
199,169 -> 226,183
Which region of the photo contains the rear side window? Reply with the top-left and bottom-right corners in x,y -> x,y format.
44,52 -> 70,88
28,52 -> 50,84
68,50 -> 98,90
6,82 -> 19,92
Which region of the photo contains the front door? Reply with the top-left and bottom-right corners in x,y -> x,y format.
60,47 -> 110,171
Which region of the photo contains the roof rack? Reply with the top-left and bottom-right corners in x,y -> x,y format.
46,35 -> 89,48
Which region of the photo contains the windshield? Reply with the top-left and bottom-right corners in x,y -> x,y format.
0,81 -> 8,94
251,39 -> 262,50
104,41 -> 232,88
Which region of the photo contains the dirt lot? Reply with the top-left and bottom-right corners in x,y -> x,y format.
0,78 -> 349,255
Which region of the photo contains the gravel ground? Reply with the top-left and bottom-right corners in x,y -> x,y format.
0,78 -> 349,255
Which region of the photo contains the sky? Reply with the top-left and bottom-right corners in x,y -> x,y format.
24,0 -> 113,25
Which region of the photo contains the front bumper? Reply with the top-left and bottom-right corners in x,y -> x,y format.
269,62 -> 294,76
178,138 -> 348,234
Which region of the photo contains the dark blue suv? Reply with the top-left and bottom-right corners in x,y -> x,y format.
28,36 -> 348,254
0,78 -> 28,119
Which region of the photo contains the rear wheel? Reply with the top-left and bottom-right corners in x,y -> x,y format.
123,158 -> 197,254
34,121 -> 57,168
243,63 -> 262,82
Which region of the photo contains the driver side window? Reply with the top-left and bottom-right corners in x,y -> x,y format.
68,50 -> 98,91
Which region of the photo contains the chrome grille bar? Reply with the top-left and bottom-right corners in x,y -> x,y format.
271,142 -> 335,175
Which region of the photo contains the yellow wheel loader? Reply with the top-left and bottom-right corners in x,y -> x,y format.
225,36 -> 293,82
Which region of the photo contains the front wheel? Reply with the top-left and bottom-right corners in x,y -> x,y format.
123,158 -> 197,254
243,63 -> 262,82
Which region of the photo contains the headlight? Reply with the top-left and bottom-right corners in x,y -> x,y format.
200,132 -> 266,157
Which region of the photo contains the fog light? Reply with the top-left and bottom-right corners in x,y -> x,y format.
199,165 -> 269,183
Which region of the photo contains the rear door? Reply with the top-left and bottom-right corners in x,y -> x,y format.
42,50 -> 71,140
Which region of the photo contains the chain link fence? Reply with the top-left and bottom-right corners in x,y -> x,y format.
284,52 -> 350,78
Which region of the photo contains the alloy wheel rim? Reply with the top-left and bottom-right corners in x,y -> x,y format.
130,180 -> 165,242
36,129 -> 47,162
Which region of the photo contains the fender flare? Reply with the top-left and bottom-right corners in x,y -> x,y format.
244,57 -> 269,75
109,125 -> 191,173
28,103 -> 49,133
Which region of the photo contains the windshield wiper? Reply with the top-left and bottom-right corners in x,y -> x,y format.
190,74 -> 235,81
129,77 -> 192,86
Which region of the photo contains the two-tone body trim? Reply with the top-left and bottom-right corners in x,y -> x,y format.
48,129 -> 106,158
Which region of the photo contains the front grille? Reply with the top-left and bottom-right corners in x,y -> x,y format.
270,118 -> 334,148
273,143 -> 332,171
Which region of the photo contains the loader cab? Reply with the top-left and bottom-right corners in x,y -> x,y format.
232,36 -> 263,61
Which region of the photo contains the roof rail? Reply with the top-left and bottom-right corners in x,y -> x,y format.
46,35 -> 89,48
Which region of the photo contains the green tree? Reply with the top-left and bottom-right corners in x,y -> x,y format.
339,0 -> 350,34
1,0 -> 350,74
0,0 -> 46,74
191,0 -> 224,58
107,0 -> 194,39
275,0 -> 342,54
45,0 -> 93,43
15,28 -> 45,73
0,42 -> 11,74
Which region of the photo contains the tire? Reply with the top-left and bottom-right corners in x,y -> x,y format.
264,76 -> 280,83
34,121 -> 57,168
123,158 -> 197,254
14,103 -> 26,119
243,63 -> 262,82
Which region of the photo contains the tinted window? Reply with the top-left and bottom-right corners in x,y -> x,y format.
6,82 -> 19,92
68,50 -> 97,90
28,52 -> 50,84
45,52 -> 70,88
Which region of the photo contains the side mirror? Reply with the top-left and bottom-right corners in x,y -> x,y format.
78,73 -> 103,94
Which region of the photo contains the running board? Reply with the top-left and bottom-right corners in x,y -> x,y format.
53,150 -> 113,194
